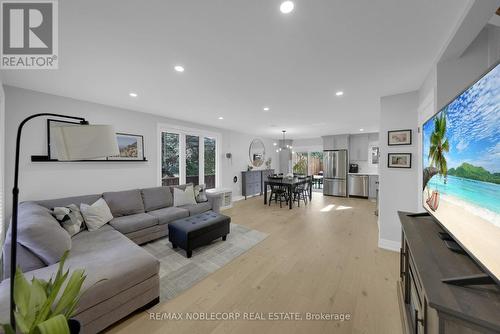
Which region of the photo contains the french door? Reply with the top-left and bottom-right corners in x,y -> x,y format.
160,126 -> 219,189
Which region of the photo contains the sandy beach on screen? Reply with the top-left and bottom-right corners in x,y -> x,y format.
423,189 -> 500,280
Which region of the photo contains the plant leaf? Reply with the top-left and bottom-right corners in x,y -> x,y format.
32,270 -> 69,328
27,278 -> 49,333
14,267 -> 31,317
34,314 -> 70,334
14,311 -> 30,333
53,270 -> 86,315
1,324 -> 16,334
29,278 -> 47,309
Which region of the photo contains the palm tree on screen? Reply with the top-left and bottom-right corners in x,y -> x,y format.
428,112 -> 449,179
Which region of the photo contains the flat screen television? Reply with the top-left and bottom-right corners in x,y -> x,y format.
422,61 -> 500,284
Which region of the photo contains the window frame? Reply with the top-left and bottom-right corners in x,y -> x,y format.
157,124 -> 221,188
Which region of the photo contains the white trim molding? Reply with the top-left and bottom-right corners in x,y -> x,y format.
378,238 -> 400,252
157,123 -> 222,188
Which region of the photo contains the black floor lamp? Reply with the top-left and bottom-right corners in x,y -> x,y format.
9,113 -> 119,330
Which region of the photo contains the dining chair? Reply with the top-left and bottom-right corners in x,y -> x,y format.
292,176 -> 309,207
268,176 -> 289,208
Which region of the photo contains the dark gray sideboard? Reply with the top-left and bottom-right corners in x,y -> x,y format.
242,169 -> 275,200
398,211 -> 500,334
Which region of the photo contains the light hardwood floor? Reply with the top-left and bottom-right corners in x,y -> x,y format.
108,193 -> 402,334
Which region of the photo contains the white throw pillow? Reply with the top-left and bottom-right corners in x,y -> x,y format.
80,198 -> 113,231
173,185 -> 197,207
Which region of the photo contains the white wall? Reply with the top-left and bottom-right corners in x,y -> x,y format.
378,92 -> 419,251
223,131 -> 278,200
3,86 -> 278,221
415,23 -> 500,213
376,10 -> 500,251
436,24 -> 500,110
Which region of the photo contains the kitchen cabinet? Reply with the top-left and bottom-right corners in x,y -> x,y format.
349,134 -> 369,161
322,134 -> 349,150
368,175 -> 378,199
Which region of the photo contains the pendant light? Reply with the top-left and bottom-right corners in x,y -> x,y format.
276,130 -> 293,152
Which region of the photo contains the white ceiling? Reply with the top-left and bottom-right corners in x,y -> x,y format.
1,0 -> 471,139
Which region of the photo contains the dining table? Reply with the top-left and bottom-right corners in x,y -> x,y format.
263,176 -> 313,209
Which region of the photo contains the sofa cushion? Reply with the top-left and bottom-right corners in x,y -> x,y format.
35,194 -> 102,210
148,207 -> 189,225
141,187 -> 173,212
179,202 -> 212,216
103,189 -> 145,217
14,202 -> 71,266
0,225 -> 159,324
2,243 -> 46,279
109,213 -> 158,234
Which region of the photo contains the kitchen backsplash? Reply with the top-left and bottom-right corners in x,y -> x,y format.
350,160 -> 379,174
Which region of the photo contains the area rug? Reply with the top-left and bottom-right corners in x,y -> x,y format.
142,223 -> 268,301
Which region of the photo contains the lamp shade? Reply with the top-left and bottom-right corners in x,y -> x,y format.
51,124 -> 119,160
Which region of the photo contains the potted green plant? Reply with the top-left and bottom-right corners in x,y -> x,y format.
2,251 -> 86,334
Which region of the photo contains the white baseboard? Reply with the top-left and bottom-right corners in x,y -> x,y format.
378,238 -> 400,252
232,195 -> 245,202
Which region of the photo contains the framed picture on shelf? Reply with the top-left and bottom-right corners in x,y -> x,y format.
388,153 -> 412,168
108,133 -> 145,160
388,129 -> 412,146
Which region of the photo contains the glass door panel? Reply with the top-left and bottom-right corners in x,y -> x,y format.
161,132 -> 180,186
292,152 -> 308,175
309,151 -> 324,175
204,137 -> 216,189
185,135 -> 200,186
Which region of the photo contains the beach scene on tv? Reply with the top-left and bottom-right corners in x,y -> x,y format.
423,63 -> 500,228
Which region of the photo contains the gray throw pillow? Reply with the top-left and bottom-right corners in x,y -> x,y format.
51,204 -> 86,236
194,184 -> 208,203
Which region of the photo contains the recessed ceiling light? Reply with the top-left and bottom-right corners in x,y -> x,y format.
218,116 -> 224,120
335,91 -> 344,96
263,107 -> 270,111
129,92 -> 138,98
280,1 -> 294,14
174,65 -> 185,72
359,128 -> 364,132
273,142 -> 277,146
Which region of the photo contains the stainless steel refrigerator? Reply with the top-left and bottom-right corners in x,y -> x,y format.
323,149 -> 348,197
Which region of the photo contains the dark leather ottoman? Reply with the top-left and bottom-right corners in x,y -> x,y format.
168,211 -> 231,258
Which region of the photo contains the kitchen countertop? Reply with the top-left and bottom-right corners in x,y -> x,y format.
348,172 -> 379,176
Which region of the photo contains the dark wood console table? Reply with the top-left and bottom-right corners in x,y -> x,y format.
398,211 -> 500,334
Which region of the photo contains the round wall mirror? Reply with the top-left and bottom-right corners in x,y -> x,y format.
249,139 -> 266,167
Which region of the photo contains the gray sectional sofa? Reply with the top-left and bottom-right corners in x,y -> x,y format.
0,184 -> 222,333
